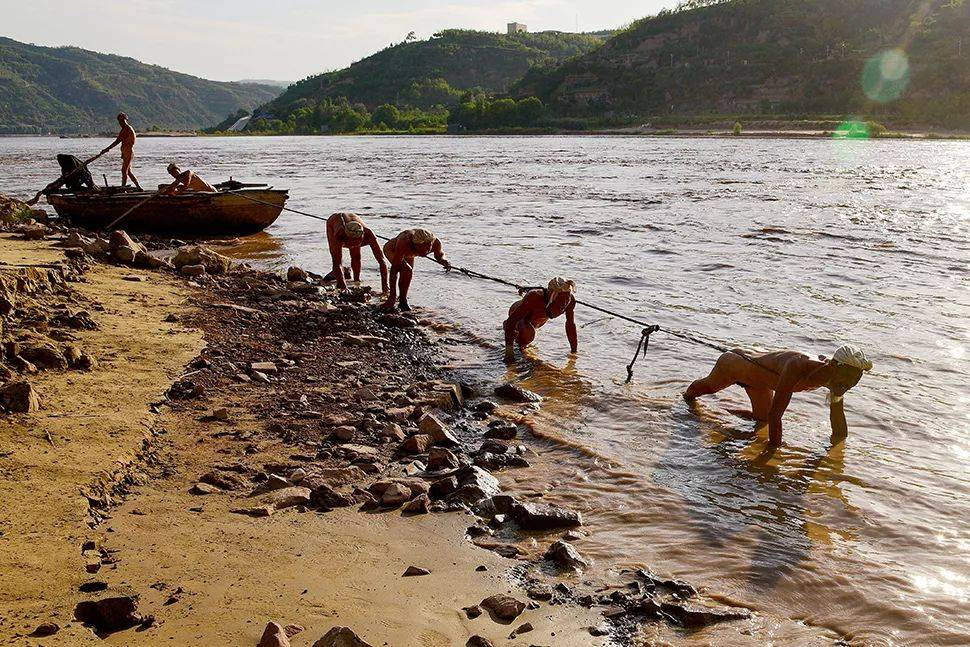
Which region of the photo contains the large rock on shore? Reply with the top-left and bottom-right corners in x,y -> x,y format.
510,501 -> 582,530
480,594 -> 525,622
312,626 -> 373,647
73,594 -> 142,635
258,621 -> 291,647
0,380 -> 40,413
545,540 -> 588,571
659,601 -> 751,628
494,383 -> 542,403
452,466 -> 501,505
172,245 -> 232,275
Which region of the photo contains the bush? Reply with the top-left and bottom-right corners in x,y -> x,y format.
732,121 -> 742,136
866,121 -> 887,138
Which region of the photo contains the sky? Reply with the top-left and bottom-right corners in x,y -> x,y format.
2,0 -> 679,82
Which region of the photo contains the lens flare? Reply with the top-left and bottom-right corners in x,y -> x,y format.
833,120 -> 871,139
862,49 -> 911,103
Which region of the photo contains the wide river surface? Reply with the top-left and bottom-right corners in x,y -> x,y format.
2,135 -> 968,646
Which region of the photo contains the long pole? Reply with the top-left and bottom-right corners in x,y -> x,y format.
104,192 -> 162,231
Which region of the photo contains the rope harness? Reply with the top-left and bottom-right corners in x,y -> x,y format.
225,191 -> 778,381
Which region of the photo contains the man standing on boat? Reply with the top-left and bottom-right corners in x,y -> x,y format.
683,345 -> 872,446
381,229 -> 449,311
100,112 -> 142,190
162,163 -> 217,194
503,277 -> 578,361
325,213 -> 388,294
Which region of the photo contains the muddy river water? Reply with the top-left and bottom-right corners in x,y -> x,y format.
2,135 -> 968,645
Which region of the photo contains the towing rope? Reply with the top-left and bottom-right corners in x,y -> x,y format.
228,191 -> 776,380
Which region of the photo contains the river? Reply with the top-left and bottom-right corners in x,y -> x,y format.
2,135 -> 968,646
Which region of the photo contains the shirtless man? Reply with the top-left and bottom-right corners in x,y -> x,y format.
503,277 -> 578,361
325,212 -> 388,293
162,163 -> 217,194
100,113 -> 141,189
381,228 -> 449,311
684,345 -> 872,446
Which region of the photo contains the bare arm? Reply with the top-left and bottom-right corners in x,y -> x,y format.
829,397 -> 848,442
768,365 -> 800,445
366,230 -> 389,293
432,239 -> 450,270
503,299 -> 526,356
100,135 -> 122,155
565,299 -> 578,353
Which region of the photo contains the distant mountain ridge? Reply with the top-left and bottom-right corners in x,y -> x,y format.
0,37 -> 280,134
254,29 -> 605,123
513,0 -> 970,128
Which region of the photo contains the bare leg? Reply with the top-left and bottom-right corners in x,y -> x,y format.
349,247 -> 362,283
744,386 -> 774,422
382,265 -> 399,310
397,262 -> 414,311
516,320 -> 537,349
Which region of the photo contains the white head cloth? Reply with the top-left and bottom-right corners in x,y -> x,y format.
832,345 -> 873,372
411,229 -> 435,245
343,219 -> 364,239
547,277 -> 576,294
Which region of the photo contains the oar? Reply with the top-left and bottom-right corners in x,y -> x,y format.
104,191 -> 163,231
25,150 -> 108,206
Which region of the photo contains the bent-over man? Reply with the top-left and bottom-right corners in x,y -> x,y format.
381,229 -> 449,311
100,112 -> 141,190
162,163 -> 217,194
503,277 -> 578,361
684,345 -> 872,445
325,212 -> 388,293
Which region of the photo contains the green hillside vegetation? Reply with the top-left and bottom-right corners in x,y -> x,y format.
0,37 -> 280,134
513,0 -> 970,129
250,29 -> 603,132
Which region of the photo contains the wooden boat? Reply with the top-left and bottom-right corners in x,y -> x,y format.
47,185 -> 288,236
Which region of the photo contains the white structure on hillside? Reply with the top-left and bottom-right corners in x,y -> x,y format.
507,22 -> 527,34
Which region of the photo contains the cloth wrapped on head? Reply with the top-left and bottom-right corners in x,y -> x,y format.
343,219 -> 364,240
410,228 -> 435,245
832,345 -> 872,372
547,277 -> 576,294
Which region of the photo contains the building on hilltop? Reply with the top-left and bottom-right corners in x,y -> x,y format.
507,22 -> 528,34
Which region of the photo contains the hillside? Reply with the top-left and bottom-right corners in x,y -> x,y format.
0,37 -> 280,134
513,0 -> 970,128
255,29 -> 604,122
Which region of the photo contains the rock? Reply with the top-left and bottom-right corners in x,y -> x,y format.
379,422 -> 405,441
480,593 -> 526,622
526,585 -> 553,601
22,224 -> 49,240
427,447 -> 460,470
29,622 -> 59,637
287,266 -> 308,282
82,237 -> 110,258
250,473 -> 291,495
108,230 -> 143,256
429,476 -> 458,500
452,466 -> 501,504
115,246 -> 138,264
331,425 -> 356,442
417,413 -> 459,446
478,439 -> 509,455
172,245 -> 232,275
636,569 -> 697,598
252,370 -> 271,383
73,595 -> 142,635
509,622 -> 534,638
402,493 -> 430,514
510,501 -> 582,530
588,625 -> 609,636
134,250 -> 171,269
250,361 -> 278,374
180,263 -> 206,277
472,400 -> 498,414
312,467 -> 366,487
466,637 -> 493,647
231,504 -> 275,517
380,482 -> 412,507
210,407 -> 230,421
401,433 -> 433,455
494,383 -> 542,403
403,565 -> 430,577
284,625 -> 304,638
660,601 -> 751,628
312,626 -> 374,647
64,230 -> 90,248
258,621 -> 291,647
463,605 -> 483,619
484,424 -> 517,440
289,468 -> 307,483
309,483 -> 355,509
471,537 -> 522,558
259,486 -> 311,510
545,540 -> 588,571
200,469 -> 247,491
18,338 -> 67,370
0,381 -> 40,413
191,482 -> 221,496
378,313 -> 417,329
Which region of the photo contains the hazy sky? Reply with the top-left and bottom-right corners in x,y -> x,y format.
3,0 -> 678,82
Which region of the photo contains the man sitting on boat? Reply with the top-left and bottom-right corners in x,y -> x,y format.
381,228 -> 450,311
503,277 -> 578,361
100,112 -> 142,190
324,213 -> 388,294
683,345 -> 872,446
162,163 -> 217,194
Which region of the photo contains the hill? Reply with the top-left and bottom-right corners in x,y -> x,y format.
254,29 -> 604,123
513,0 -> 970,128
0,37 -> 280,134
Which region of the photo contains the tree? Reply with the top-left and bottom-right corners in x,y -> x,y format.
372,104 -> 401,128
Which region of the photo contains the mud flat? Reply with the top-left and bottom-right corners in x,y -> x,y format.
0,199 -> 757,646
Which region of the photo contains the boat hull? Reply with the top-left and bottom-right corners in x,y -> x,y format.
48,189 -> 288,236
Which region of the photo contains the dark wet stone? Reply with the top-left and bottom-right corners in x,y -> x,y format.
636,569 -> 697,598
483,424 -> 517,440
494,383 -> 542,403
481,593 -> 526,622
510,501 -> 582,530
545,540 -> 588,571
660,601 -> 751,628
74,595 -> 142,635
309,483 -> 355,509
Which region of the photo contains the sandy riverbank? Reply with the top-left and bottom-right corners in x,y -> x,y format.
0,200 -> 759,646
